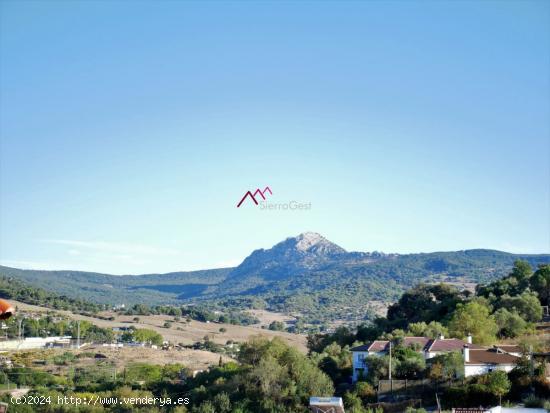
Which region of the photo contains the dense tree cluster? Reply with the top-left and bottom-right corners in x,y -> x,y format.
123,303 -> 259,326
184,337 -> 334,413
0,276 -> 106,314
120,328 -> 164,346
2,315 -> 114,342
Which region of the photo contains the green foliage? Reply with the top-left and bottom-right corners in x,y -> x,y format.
313,342 -> 352,384
6,367 -> 58,387
1,314 -> 113,342
494,308 -> 533,338
131,328 -> 163,346
531,264 -> 550,305
125,363 -> 163,383
364,355 -> 392,385
385,283 -> 467,330
477,261 -> 549,308
182,337 -> 333,413
448,301 -> 498,345
0,275 -> 105,313
407,321 -> 449,338
3,251 -> 548,326
428,351 -> 464,380
268,321 -> 286,331
393,346 -> 426,379
497,292 -> 543,322
484,371 -> 511,401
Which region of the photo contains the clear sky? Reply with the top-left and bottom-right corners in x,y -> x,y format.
1,0 -> 549,275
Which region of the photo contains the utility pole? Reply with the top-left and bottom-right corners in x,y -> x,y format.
76,320 -> 81,349
529,345 -> 535,396
18,318 -> 23,341
389,341 -> 393,400
388,341 -> 392,380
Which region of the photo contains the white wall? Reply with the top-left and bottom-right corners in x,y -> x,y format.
488,407 -> 547,413
0,337 -> 71,350
465,364 -> 515,377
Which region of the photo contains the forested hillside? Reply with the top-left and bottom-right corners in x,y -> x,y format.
1,233 -> 548,326
0,276 -> 106,314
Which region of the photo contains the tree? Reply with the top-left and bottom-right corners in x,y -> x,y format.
511,260 -> 532,283
485,371 -> 511,405
268,321 -> 285,331
408,321 -> 448,338
343,391 -> 367,413
238,337 -> 334,409
212,392 -> 231,413
498,292 -> 542,322
386,284 -> 465,329
133,329 -> 163,346
494,308 -> 531,338
195,400 -> 216,413
354,381 -> 376,403
393,346 -> 426,379
365,355 -> 394,385
448,301 -> 498,345
428,351 -> 464,380
477,260 -> 534,299
530,264 -> 550,305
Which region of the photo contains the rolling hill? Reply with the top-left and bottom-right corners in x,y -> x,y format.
1,232 -> 548,324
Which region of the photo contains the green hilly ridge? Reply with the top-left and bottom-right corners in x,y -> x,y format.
1,233 -> 548,324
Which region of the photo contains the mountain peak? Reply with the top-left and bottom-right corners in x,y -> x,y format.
227,232 -> 347,281
292,232 -> 347,255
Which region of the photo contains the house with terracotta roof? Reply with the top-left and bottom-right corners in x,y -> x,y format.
350,340 -> 390,382
350,334 -> 475,382
350,334 -> 522,382
463,345 -> 519,377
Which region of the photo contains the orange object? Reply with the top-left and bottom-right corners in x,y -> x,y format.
0,299 -> 14,320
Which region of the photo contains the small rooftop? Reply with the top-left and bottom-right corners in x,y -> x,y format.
428,338 -> 482,352
494,344 -> 523,354
351,340 -> 389,352
465,348 -> 519,365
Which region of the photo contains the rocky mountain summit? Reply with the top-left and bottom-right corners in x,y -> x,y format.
226,232 -> 349,282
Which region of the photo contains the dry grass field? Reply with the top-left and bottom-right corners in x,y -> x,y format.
9,300 -> 307,351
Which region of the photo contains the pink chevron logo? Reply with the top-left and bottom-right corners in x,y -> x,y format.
237,186 -> 273,207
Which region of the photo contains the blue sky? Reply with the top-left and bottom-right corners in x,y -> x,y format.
1,0 -> 549,274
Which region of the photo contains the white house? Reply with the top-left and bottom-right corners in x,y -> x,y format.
350,335 -> 476,382
463,345 -> 519,377
351,340 -> 389,382
351,336 -> 521,382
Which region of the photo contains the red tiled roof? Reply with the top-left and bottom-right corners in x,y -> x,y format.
402,337 -> 431,349
428,339 -> 483,352
465,349 -> 519,365
350,340 -> 389,352
369,340 -> 390,352
351,337 -> 486,354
